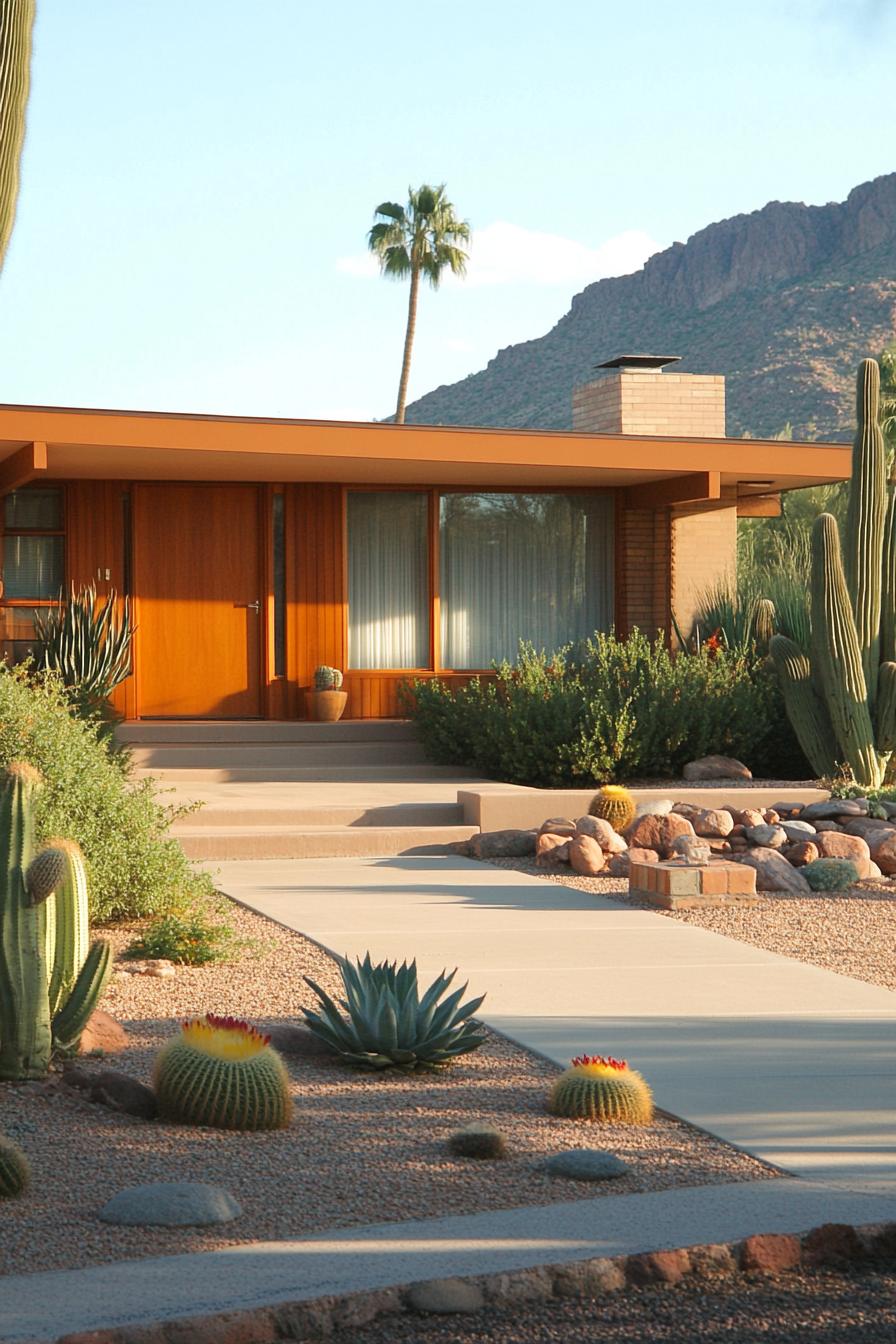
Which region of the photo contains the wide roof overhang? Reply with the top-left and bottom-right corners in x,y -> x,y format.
0,403 -> 851,507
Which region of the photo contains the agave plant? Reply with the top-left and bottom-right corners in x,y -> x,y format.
303,953 -> 486,1070
34,585 -> 133,731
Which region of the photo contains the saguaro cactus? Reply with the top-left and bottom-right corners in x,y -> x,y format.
0,0 -> 35,272
0,763 -> 111,1079
771,359 -> 896,787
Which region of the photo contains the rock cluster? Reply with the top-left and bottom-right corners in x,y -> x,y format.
470,794 -> 895,893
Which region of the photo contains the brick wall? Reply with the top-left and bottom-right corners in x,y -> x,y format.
574,370 -> 726,438
618,506 -> 670,636
670,503 -> 737,640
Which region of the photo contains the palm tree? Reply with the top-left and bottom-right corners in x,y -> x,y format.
368,184 -> 470,424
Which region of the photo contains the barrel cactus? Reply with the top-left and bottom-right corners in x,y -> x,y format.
0,764 -> 111,1080
549,1054 -> 654,1125
303,953 -> 486,1070
313,665 -> 344,690
771,359 -> 896,788
588,785 -> 636,834
0,1135 -> 30,1198
802,858 -> 860,891
154,1014 -> 293,1130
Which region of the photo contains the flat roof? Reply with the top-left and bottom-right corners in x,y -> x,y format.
0,401 -> 851,497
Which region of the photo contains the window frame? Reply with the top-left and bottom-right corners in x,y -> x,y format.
342,484 -> 615,675
0,483 -> 67,665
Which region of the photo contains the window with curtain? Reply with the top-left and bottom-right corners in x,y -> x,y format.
1,486 -> 65,664
347,491 -> 430,669
440,492 -> 614,669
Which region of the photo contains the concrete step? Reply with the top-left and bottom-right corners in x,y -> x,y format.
134,764 -> 471,784
129,741 -> 428,769
119,720 -> 418,745
171,801 -> 465,829
177,824 -> 477,860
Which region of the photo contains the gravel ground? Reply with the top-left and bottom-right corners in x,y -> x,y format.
0,903 -> 775,1277
488,861 -> 896,991
331,1269 -> 896,1344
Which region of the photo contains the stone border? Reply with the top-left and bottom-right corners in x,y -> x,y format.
53,1220 -> 895,1344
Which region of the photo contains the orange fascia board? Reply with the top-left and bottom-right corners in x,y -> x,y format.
0,403 -> 853,490
623,471 -> 720,509
0,440 -> 47,494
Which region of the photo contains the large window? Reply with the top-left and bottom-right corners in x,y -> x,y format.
347,491 -> 430,669
1,486 -> 65,664
440,492 -> 614,668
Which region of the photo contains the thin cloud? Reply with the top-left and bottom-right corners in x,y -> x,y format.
337,221 -> 661,288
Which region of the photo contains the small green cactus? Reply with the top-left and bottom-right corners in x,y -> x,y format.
154,1014 -> 293,1131
0,1135 -> 30,1198
802,858 -> 860,891
588,785 -> 636,834
313,665 -> 344,690
447,1123 -> 507,1159
549,1055 -> 654,1125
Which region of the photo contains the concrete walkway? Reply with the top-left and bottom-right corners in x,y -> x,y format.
4,1178 -> 896,1342
217,856 -> 896,1191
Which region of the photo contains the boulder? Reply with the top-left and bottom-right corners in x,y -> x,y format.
625,812 -> 695,857
607,847 -> 658,877
634,797 -> 674,817
780,820 -> 817,841
814,831 -> 871,876
736,849 -> 812,893
625,1249 -> 692,1286
535,834 -> 571,867
739,1233 -> 801,1274
800,800 -> 867,820
569,834 -> 605,876
576,816 -> 627,853
744,823 -> 788,849
267,1023 -> 334,1059
802,1222 -> 865,1268
870,834 -> 896,875
682,755 -> 751,781
783,841 -> 820,867
737,808 -> 766,828
553,1258 -> 626,1297
813,819 -> 842,832
78,1010 -> 128,1056
762,809 -> 780,824
470,829 -> 537,860
693,808 -> 734,839
99,1182 -> 241,1227
62,1064 -> 157,1119
866,860 -> 883,879
544,1148 -> 630,1182
538,817 -> 576,838
406,1279 -> 485,1314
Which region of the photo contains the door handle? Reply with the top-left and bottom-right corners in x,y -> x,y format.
236,601 -> 261,613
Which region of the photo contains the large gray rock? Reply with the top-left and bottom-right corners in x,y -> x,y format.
406,1278 -> 485,1314
736,849 -> 812,893
744,823 -> 788,849
99,1182 -> 241,1227
800,800 -> 867,820
470,829 -> 537,859
544,1149 -> 631,1181
682,755 -> 752,781
780,820 -> 817,840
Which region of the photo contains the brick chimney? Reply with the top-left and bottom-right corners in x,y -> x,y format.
572,354 -> 726,438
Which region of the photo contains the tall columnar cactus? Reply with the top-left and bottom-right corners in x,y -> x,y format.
0,0 -> 35,273
0,764 -> 111,1079
771,359 -> 896,788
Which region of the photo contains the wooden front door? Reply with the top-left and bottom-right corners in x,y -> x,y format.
133,484 -> 263,718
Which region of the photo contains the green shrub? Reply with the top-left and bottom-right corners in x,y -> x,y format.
127,910 -> 238,965
0,665 -> 212,922
403,631 -> 808,786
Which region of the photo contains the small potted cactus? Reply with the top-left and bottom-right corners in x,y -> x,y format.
308,665 -> 348,722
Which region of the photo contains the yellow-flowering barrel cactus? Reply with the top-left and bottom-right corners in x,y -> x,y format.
549,1054 -> 653,1124
154,1014 -> 292,1131
0,1135 -> 30,1198
588,785 -> 636,834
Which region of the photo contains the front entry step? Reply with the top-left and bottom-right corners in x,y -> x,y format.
176,824 -> 477,860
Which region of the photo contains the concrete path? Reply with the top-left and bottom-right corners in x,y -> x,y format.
4,1178 -> 895,1343
217,856 -> 896,1191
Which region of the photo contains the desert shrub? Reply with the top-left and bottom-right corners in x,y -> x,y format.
404,631 -> 808,786
0,664 -> 213,922
126,908 -> 240,965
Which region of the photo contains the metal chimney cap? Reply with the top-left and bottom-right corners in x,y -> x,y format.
596,354 -> 681,371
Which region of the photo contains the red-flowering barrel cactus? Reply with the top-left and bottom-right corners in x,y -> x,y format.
549,1054 -> 654,1124
154,1014 -> 293,1130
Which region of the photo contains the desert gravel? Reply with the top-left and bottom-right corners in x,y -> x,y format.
489,860 -> 896,990
330,1269 -> 896,1344
0,902 -> 775,1277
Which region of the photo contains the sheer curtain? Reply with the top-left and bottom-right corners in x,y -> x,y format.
440,493 -> 613,668
348,491 -> 429,669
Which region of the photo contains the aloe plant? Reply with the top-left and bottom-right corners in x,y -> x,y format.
34,585 -> 133,730
303,953 -> 486,1070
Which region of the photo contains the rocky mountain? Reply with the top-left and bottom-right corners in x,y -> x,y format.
405,173 -> 896,440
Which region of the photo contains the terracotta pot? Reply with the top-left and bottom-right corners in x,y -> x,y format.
308,689 -> 348,722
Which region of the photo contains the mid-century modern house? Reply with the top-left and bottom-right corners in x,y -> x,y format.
0,356 -> 851,721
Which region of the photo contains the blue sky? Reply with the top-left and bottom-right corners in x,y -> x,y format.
0,0 -> 893,421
